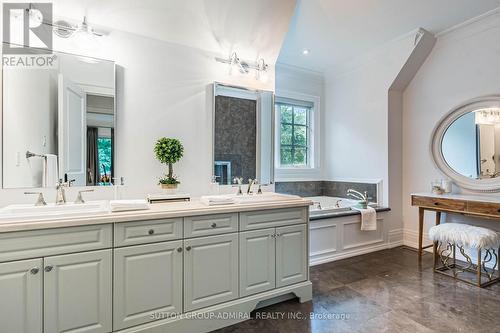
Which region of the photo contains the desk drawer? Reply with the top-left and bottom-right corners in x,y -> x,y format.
114,218 -> 182,247
412,196 -> 466,211
184,213 -> 238,238
0,224 -> 112,262
467,201 -> 500,217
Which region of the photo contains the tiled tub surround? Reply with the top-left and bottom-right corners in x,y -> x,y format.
0,198 -> 312,333
276,181 -> 378,203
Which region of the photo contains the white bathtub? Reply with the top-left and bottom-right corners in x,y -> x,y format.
306,196 -> 359,215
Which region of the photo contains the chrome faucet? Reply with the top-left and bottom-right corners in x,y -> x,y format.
55,179 -> 67,205
24,192 -> 47,206
233,177 -> 243,195
55,179 -> 75,205
347,189 -> 368,204
247,179 -> 255,195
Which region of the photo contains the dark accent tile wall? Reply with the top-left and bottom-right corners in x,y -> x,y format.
323,181 -> 377,202
214,96 -> 256,184
275,181 -> 324,197
276,180 -> 378,202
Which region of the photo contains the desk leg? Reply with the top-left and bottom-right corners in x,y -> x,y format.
433,211 -> 441,266
418,207 -> 424,260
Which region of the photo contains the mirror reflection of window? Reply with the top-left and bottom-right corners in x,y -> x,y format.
86,95 -> 115,186
442,108 -> 500,179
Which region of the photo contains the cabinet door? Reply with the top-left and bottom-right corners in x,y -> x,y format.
184,233 -> 238,311
239,228 -> 275,297
0,259 -> 43,333
276,224 -> 307,288
44,250 -> 112,333
113,241 -> 183,330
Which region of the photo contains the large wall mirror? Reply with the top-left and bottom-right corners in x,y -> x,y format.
213,83 -> 274,185
431,96 -> 500,192
2,48 -> 115,188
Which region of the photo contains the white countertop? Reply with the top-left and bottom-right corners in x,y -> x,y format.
0,198 -> 312,233
412,192 -> 500,203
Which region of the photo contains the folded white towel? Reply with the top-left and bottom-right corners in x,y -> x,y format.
352,206 -> 377,231
200,195 -> 235,206
110,199 -> 150,212
43,154 -> 58,188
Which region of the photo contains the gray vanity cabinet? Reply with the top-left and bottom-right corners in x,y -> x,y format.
183,233 -> 239,311
239,224 -> 307,296
239,228 -> 276,297
276,224 -> 307,288
0,258 -> 43,333
113,241 -> 183,330
43,250 -> 112,333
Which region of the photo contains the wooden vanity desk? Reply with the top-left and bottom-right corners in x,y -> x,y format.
411,193 -> 500,260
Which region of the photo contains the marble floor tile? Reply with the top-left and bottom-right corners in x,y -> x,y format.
212,247 -> 500,333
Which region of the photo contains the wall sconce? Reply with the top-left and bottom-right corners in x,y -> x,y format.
216,52 -> 269,82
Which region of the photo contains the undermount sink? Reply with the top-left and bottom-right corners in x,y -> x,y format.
233,193 -> 301,204
0,201 -> 110,222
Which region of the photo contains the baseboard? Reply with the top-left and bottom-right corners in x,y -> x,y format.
403,229 -> 432,252
310,241 -> 400,266
388,228 -> 404,248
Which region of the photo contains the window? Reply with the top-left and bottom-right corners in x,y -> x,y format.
276,97 -> 313,167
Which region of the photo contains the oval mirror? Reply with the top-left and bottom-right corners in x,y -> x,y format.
431,96 -> 500,192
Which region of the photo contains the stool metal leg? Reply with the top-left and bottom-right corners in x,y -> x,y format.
477,248 -> 482,287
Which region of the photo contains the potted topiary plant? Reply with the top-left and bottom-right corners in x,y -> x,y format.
154,137 -> 184,190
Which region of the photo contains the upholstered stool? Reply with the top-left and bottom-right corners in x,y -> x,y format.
429,223 -> 500,287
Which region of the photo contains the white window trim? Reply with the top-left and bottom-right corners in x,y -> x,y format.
274,90 -> 321,181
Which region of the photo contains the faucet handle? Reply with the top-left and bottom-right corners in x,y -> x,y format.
74,189 -> 94,204
24,192 -> 47,206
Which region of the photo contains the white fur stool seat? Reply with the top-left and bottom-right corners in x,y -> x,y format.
429,223 -> 500,288
429,223 -> 500,249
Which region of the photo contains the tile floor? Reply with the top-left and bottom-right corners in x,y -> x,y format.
213,247 -> 500,333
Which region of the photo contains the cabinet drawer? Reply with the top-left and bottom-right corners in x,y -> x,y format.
467,201 -> 500,217
411,196 -> 466,211
114,218 -> 182,247
239,207 -> 307,231
0,224 -> 112,262
184,213 -> 238,238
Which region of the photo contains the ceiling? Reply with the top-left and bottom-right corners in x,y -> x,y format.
48,0 -> 296,64
277,0 -> 500,73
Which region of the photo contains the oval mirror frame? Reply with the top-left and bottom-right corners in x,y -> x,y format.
431,95 -> 500,193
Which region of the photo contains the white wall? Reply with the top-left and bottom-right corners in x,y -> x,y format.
3,69 -> 57,188
274,63 -> 324,181
402,9 -> 500,244
323,33 -> 418,206
0,30 -> 277,205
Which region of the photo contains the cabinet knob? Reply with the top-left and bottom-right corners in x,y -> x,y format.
434,202 -> 439,206
211,223 -> 217,228
186,246 -> 192,251
30,268 -> 39,275
44,265 -> 53,272
177,247 -> 183,252
148,229 -> 155,235
496,209 -> 500,213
